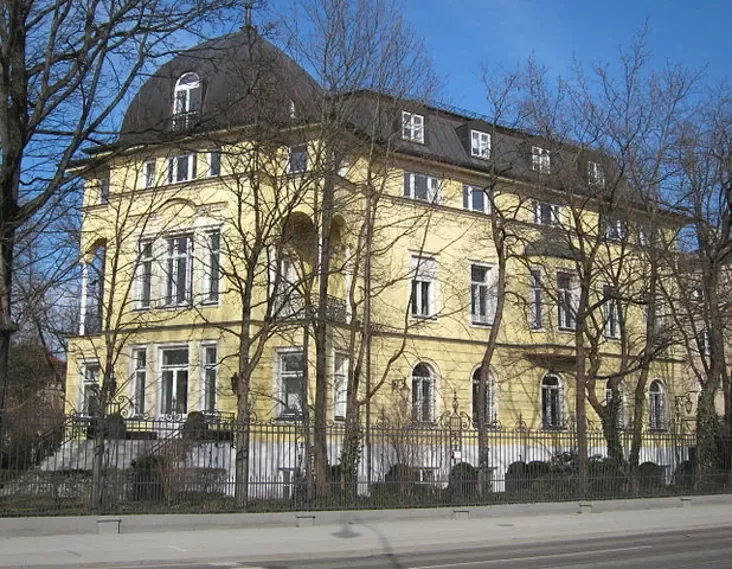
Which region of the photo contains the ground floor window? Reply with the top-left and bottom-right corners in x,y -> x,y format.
541,374 -> 562,429
279,350 -> 305,418
160,347 -> 189,415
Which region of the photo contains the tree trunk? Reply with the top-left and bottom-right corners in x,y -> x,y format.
234,333 -> 252,509
0,233 -> 16,445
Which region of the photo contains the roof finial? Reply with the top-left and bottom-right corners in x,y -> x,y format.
243,1 -> 254,30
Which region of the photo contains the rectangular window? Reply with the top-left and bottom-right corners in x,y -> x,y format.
603,285 -> 621,339
136,240 -> 153,309
203,345 -> 217,413
530,269 -> 543,329
697,329 -> 710,356
411,256 -> 436,318
557,272 -> 576,330
143,161 -> 156,188
98,178 -> 109,204
333,353 -> 348,420
588,161 -> 605,187
603,217 -> 626,241
532,146 -> 551,174
132,348 -> 147,417
203,230 -> 220,304
401,111 -> 424,143
463,184 -> 489,213
470,130 -> 491,159
288,144 -> 308,173
403,172 -> 439,203
534,201 -> 561,226
274,255 -> 302,317
208,150 -> 221,177
160,348 -> 189,415
165,235 -> 193,306
82,363 -> 100,416
167,154 -> 197,183
470,264 -> 493,325
279,350 -> 305,418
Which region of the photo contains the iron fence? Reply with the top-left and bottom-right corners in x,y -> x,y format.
0,410 -> 729,516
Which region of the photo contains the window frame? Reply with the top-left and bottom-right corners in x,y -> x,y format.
410,255 -> 437,319
462,184 -> 490,214
136,239 -> 154,310
469,263 -> 494,326
80,362 -> 101,416
531,146 -> 551,174
164,234 -> 194,307
201,343 -> 218,414
587,160 -> 605,187
541,373 -> 563,430
288,144 -> 308,174
208,150 -> 221,177
143,160 -> 156,189
98,177 -> 110,204
404,172 -> 440,203
172,72 -> 201,130
603,217 -> 627,241
556,271 -> 577,331
470,130 -> 491,159
401,111 -> 425,143
202,229 -> 221,305
277,348 -> 305,419
167,153 -> 197,184
603,285 -> 621,339
529,268 -> 543,330
534,201 -> 561,226
159,346 -> 189,416
649,380 -> 667,431
333,352 -> 349,421
131,347 -> 147,417
411,363 -> 435,423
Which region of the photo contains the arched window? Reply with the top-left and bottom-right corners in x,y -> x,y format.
472,367 -> 494,426
605,380 -> 624,427
412,363 -> 434,422
173,72 -> 201,130
541,373 -> 562,429
649,380 -> 667,431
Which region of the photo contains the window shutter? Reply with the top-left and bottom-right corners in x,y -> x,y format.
463,185 -> 470,209
191,154 -> 197,179
403,172 -> 411,197
428,176 -> 439,202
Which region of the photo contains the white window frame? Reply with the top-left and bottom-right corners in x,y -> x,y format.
557,271 -> 577,331
541,373 -> 563,429
470,130 -> 491,159
167,153 -> 197,184
277,348 -> 305,418
131,347 -> 147,417
201,343 -> 218,414
135,239 -> 154,310
604,217 -> 627,241
603,285 -> 621,339
401,111 -> 424,143
164,234 -> 193,307
202,229 -> 221,304
80,362 -> 101,416
404,172 -> 439,203
529,268 -> 543,330
208,150 -> 221,177
173,72 -> 201,129
463,184 -> 490,213
159,346 -> 190,416
588,160 -> 605,187
649,380 -> 667,431
333,352 -> 348,421
288,144 -> 308,174
469,263 -> 494,326
532,146 -> 551,174
696,329 -> 711,356
410,255 -> 437,319
534,201 -> 561,226
143,160 -> 156,189
411,363 -> 435,423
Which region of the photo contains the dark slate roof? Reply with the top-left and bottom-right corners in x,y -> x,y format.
119,29 -> 323,145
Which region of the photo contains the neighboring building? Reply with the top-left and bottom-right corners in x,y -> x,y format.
66,27 -> 692,464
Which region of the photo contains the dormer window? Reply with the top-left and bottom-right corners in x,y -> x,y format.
173,72 -> 201,130
470,130 -> 491,159
402,111 -> 424,143
532,146 -> 551,174
588,161 -> 605,187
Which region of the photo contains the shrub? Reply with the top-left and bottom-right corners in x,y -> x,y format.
130,455 -> 168,502
449,462 -> 478,499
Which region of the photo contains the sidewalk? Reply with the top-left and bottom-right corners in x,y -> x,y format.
2,497 -> 732,568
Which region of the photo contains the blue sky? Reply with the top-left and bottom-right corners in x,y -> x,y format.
396,0 -> 731,113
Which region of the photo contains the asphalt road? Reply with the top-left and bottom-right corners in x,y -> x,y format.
93,525 -> 732,569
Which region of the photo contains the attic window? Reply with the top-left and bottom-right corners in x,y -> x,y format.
470,130 -> 491,159
173,72 -> 201,130
532,146 -> 551,174
588,161 -> 605,187
402,111 -> 424,143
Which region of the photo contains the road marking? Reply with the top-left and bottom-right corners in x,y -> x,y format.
168,545 -> 188,552
408,545 -> 654,569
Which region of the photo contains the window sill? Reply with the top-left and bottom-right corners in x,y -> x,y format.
200,300 -> 220,307
411,315 -> 438,322
557,327 -> 576,333
470,320 -> 493,328
401,136 -> 425,145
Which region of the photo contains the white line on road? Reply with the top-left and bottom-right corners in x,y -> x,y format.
168,545 -> 189,552
408,545 -> 654,569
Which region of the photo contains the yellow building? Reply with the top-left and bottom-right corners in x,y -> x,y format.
66,28 -> 692,475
